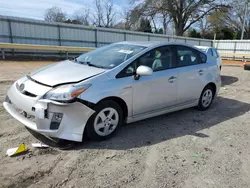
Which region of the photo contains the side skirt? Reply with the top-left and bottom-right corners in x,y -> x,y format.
126,99 -> 198,124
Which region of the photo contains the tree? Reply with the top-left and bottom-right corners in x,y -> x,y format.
122,9 -> 133,30
156,28 -> 164,34
44,6 -> 66,22
92,0 -> 116,27
197,15 -> 211,38
93,0 -> 104,27
137,18 -> 152,33
64,19 -> 82,24
226,0 -> 250,39
73,9 -> 90,26
133,0 -> 229,36
188,29 -> 201,38
104,0 -> 116,27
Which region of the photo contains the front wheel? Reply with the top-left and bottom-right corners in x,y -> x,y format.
85,100 -> 123,141
196,85 -> 214,111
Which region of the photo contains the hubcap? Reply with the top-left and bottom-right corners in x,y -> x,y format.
94,107 -> 119,136
202,89 -> 213,107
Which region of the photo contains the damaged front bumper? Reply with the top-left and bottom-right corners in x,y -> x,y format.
3,82 -> 95,142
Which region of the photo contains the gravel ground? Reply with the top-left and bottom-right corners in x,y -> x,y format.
0,61 -> 250,188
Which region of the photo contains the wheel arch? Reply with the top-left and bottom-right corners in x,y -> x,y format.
205,82 -> 217,98
97,96 -> 128,120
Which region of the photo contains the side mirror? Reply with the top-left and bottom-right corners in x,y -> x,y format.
136,65 -> 153,76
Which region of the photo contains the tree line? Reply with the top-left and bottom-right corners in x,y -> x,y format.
44,0 -> 250,40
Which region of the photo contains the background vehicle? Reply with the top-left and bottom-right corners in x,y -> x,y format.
3,42 -> 221,142
195,46 -> 222,70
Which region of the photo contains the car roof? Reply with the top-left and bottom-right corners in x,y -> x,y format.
117,41 -> 200,48
117,41 -> 166,47
195,45 -> 211,50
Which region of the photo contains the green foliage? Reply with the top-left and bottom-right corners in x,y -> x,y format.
158,28 -> 164,34
137,18 -> 152,33
64,19 -> 82,24
188,29 -> 201,38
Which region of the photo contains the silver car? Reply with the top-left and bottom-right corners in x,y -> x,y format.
3,41 -> 221,142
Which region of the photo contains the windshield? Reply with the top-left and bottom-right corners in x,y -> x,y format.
76,44 -> 146,69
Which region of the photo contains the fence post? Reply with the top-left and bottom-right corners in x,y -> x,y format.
148,34 -> 150,41
234,41 -> 237,53
8,19 -> 14,57
233,41 -> 237,60
1,48 -> 5,60
58,25 -> 61,46
95,28 -> 98,47
199,40 -> 201,46
124,32 -> 127,41
8,19 -> 13,43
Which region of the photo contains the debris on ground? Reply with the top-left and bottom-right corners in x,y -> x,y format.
32,143 -> 49,148
192,153 -> 201,157
6,143 -> 28,157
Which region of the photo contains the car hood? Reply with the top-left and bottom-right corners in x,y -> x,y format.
29,60 -> 105,87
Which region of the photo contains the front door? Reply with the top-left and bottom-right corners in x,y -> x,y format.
131,46 -> 178,115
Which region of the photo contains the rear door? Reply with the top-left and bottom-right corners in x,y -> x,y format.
175,45 -> 208,104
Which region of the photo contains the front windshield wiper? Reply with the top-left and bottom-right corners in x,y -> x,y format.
86,62 -> 106,69
71,58 -> 88,65
72,58 -> 105,69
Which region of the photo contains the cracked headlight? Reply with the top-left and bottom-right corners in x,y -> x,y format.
43,84 -> 91,102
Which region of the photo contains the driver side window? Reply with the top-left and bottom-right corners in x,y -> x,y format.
116,60 -> 138,78
116,46 -> 175,78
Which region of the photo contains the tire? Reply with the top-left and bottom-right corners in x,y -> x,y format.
196,85 -> 214,111
86,100 -> 123,141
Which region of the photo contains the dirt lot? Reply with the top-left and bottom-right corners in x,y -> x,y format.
0,61 -> 250,188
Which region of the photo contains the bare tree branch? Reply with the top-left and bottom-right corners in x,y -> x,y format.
44,6 -> 66,22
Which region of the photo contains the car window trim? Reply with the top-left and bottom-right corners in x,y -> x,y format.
175,45 -> 207,68
209,48 -> 214,56
212,48 -> 219,58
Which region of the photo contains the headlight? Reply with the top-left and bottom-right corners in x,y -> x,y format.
43,84 -> 91,102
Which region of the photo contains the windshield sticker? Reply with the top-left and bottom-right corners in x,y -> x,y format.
118,49 -> 134,54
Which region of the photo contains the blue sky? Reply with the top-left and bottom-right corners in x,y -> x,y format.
0,0 -> 130,20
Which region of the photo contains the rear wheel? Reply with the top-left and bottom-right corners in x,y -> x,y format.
197,85 -> 214,111
86,100 -> 123,141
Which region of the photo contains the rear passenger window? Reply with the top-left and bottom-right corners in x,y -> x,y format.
199,52 -> 207,63
208,49 -> 213,56
176,46 -> 206,67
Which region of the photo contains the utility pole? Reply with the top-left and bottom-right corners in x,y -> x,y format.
241,0 -> 249,40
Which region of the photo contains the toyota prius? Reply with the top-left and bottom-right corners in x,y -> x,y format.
3,41 -> 221,142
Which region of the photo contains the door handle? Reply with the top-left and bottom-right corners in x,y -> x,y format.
168,76 -> 177,83
198,70 -> 204,75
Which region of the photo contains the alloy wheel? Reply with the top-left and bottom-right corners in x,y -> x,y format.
93,107 -> 119,136
201,89 -> 213,108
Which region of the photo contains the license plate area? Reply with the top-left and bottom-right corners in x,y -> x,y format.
11,103 -> 36,122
